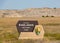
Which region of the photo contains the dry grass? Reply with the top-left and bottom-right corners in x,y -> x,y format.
0,17 -> 60,43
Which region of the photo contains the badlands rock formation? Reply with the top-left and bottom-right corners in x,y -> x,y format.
0,8 -> 60,17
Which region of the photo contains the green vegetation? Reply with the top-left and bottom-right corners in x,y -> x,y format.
42,15 -> 45,17
46,15 -> 49,17
51,16 -> 54,17
45,33 -> 60,40
42,15 -> 54,17
0,31 -> 21,43
43,23 -> 60,26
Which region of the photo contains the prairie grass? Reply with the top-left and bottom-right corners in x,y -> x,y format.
0,17 -> 60,43
45,33 -> 60,40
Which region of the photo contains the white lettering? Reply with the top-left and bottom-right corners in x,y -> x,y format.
19,24 -> 34,26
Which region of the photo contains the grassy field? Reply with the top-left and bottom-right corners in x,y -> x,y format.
0,17 -> 60,43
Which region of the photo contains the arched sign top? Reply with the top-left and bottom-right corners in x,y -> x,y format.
16,20 -> 38,33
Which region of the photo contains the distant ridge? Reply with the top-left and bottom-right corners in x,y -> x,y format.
0,8 -> 60,17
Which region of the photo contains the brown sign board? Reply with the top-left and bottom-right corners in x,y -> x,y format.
16,20 -> 38,33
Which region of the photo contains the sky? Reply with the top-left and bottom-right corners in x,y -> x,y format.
0,0 -> 60,9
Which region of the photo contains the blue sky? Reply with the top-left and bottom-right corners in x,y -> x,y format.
0,0 -> 60,9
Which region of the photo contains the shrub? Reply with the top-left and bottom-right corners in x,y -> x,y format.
42,16 -> 44,17
46,15 -> 49,17
51,16 -> 54,17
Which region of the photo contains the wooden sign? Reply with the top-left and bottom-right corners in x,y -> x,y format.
16,20 -> 44,39
16,20 -> 38,33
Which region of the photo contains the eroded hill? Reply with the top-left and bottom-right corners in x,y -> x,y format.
0,8 -> 60,17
